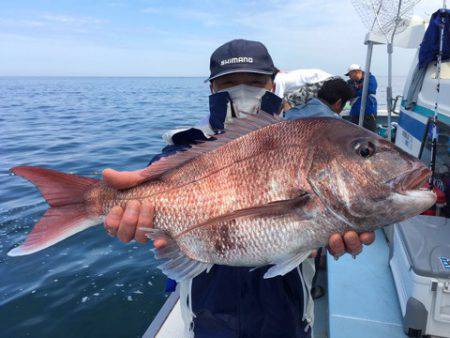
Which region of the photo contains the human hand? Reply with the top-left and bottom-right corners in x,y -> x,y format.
327,231 -> 375,259
103,168 -> 157,244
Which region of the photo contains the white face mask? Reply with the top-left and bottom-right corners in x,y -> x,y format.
220,84 -> 268,116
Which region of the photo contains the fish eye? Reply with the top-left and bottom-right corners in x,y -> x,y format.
355,141 -> 376,158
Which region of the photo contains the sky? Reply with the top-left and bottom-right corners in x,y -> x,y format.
0,0 -> 445,77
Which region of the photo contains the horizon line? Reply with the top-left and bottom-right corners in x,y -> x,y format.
0,75 -> 208,78
0,74 -> 408,78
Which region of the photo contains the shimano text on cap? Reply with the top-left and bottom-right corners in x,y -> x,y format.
208,39 -> 276,81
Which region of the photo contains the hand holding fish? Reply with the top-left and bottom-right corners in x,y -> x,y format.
102,169 -> 376,258
102,167 -> 166,247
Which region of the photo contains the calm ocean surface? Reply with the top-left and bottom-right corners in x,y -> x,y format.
0,76 -> 404,338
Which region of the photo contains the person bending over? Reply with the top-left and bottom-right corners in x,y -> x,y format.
285,77 -> 356,120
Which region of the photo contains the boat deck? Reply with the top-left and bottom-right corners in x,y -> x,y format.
327,229 -> 406,338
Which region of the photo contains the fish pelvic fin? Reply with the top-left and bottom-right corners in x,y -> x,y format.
8,166 -> 101,256
140,111 -> 283,181
142,228 -> 212,281
175,190 -> 310,238
263,250 -> 312,279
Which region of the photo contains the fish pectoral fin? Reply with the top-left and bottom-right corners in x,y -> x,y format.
176,191 -> 310,238
141,228 -> 212,281
263,250 -> 311,279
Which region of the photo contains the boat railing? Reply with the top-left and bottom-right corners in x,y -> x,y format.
142,289 -> 180,338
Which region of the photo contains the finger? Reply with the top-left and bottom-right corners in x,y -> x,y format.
117,201 -> 140,243
102,168 -> 148,190
328,233 -> 345,258
343,231 -> 362,256
154,238 -> 168,249
135,201 -> 154,244
104,206 -> 123,237
359,231 -> 375,246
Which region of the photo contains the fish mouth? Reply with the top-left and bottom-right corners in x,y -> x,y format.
387,164 -> 431,195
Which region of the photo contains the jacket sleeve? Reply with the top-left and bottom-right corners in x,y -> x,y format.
368,74 -> 377,95
148,144 -> 191,166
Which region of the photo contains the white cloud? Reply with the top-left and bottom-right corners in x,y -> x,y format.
174,9 -> 220,27
141,7 -> 161,14
0,31 -> 207,77
41,14 -> 107,26
214,0 -> 444,76
0,18 -> 45,28
0,0 -> 445,76
141,5 -> 220,27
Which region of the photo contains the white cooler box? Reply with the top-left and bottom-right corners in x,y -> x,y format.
390,215 -> 450,337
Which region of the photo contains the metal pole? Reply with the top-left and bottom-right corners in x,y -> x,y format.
359,41 -> 374,126
386,0 -> 403,142
386,43 -> 393,141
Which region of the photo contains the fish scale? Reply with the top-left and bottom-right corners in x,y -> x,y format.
124,148 -> 306,237
177,196 -> 349,266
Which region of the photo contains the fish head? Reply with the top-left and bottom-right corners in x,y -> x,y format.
306,119 -> 436,230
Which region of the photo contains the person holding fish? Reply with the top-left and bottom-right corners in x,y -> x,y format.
102,40 -> 377,338
10,38 -> 435,338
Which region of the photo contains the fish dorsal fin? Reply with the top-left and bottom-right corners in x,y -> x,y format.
175,191 -> 310,238
142,112 -> 283,181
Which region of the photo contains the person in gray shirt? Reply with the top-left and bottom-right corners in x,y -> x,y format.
285,77 -> 356,120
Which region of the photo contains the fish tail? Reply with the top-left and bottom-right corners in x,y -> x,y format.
8,166 -> 101,257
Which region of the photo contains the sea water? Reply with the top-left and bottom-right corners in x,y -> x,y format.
0,76 -> 404,337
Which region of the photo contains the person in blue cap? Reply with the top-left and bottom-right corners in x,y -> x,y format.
346,64 -> 378,132
102,39 -> 375,338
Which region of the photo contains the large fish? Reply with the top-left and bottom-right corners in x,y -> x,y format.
8,113 -> 436,280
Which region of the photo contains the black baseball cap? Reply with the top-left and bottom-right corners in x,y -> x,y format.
207,39 -> 276,82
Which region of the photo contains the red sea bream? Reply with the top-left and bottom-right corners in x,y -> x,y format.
8,113 -> 436,280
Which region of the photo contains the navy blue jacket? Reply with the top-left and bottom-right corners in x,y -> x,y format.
348,73 -> 378,117
148,122 -> 311,338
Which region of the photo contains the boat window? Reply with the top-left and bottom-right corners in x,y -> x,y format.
430,61 -> 450,80
420,120 -> 450,217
